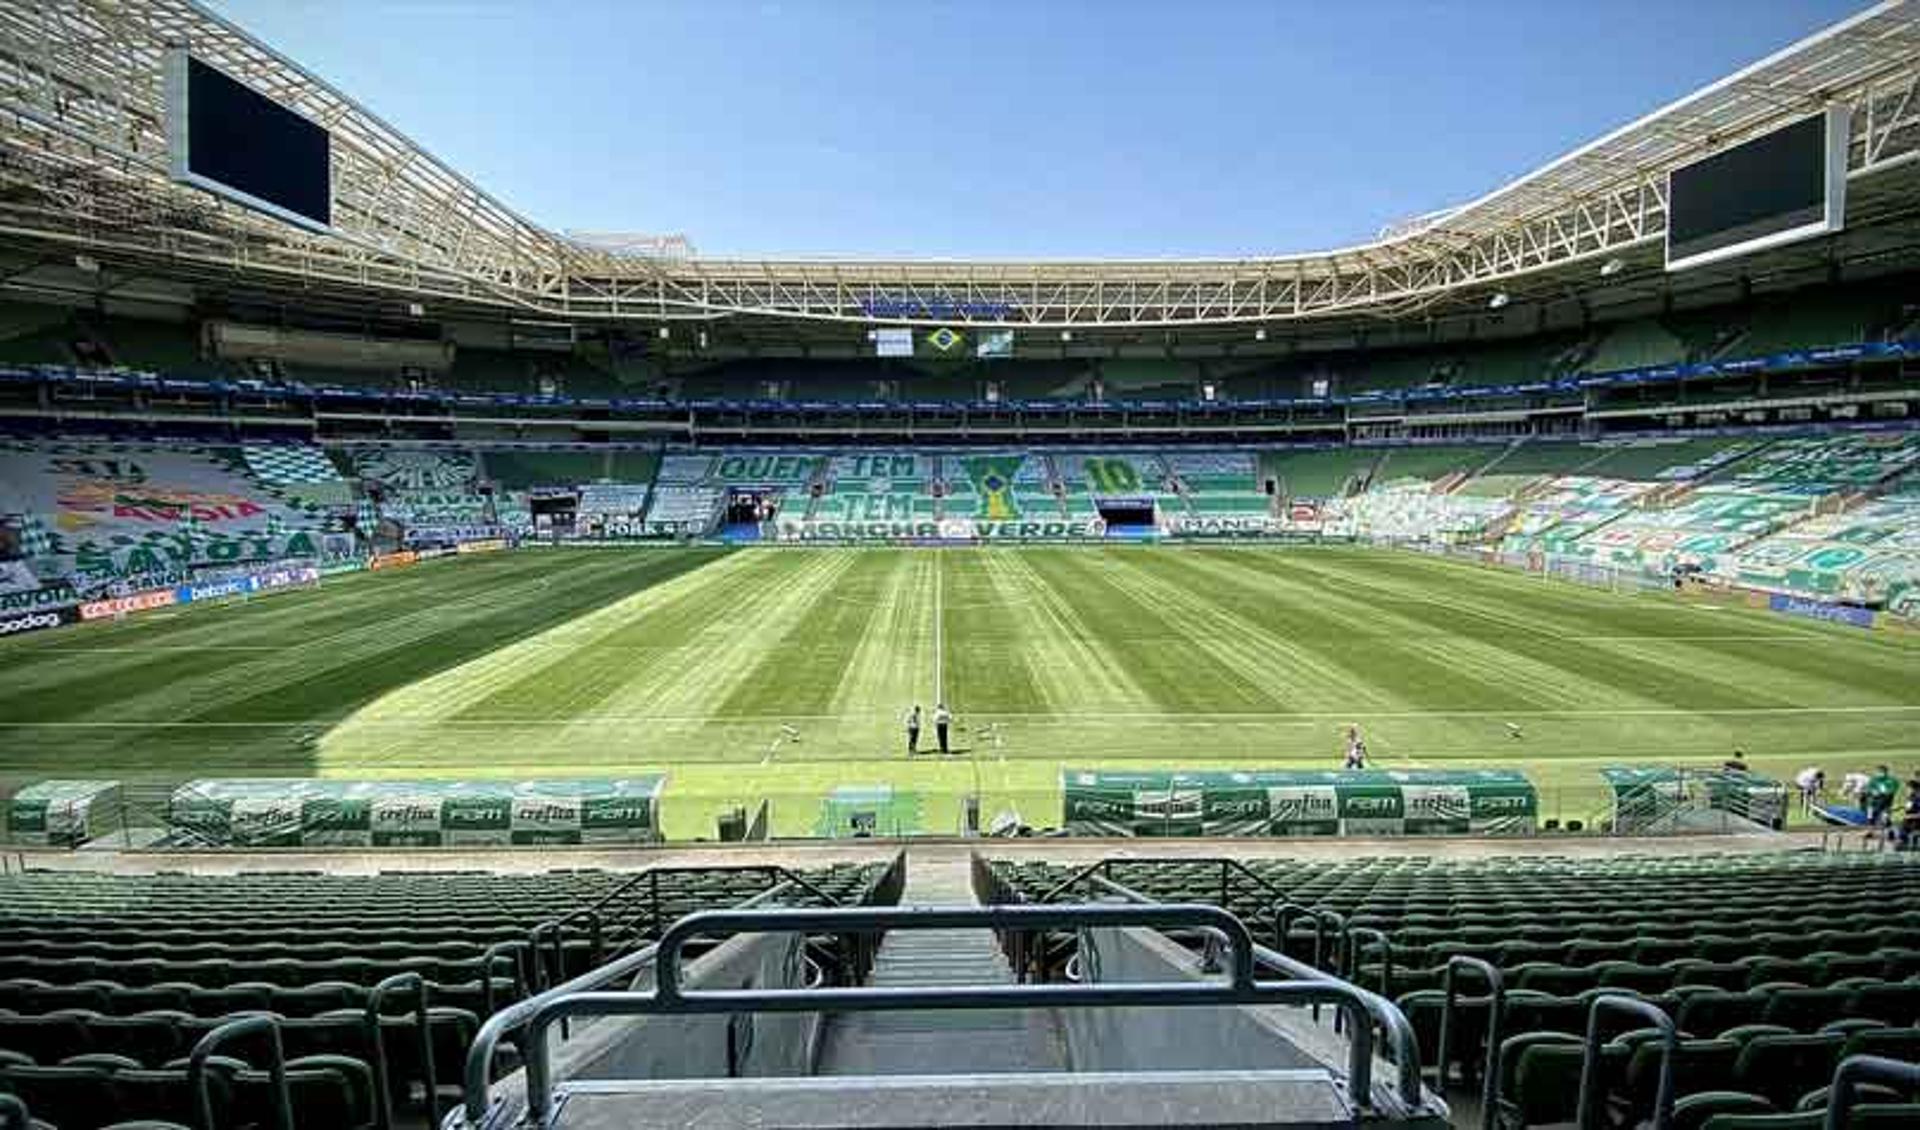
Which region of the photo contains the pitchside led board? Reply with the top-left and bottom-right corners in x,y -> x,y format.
1665,106 -> 1848,272
165,50 -> 333,232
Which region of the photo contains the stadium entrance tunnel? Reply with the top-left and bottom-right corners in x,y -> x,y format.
457,852 -> 1445,1128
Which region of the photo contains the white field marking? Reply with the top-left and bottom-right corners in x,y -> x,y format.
13,704 -> 1920,728
933,549 -> 945,706
32,645 -> 287,654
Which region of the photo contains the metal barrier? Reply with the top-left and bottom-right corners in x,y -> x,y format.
456,852 -> 905,1128
1436,956 -> 1505,1130
1826,1054 -> 1920,1130
1072,869 -> 1427,1112
1576,995 -> 1675,1130
190,1014 -> 293,1130
512,903 -> 1389,1126
369,971 -> 438,1130
0,1095 -> 27,1130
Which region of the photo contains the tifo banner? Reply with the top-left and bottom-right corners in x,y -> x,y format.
1059,768 -> 1536,837
1767,592 -> 1876,629
7,780 -> 121,846
168,777 -> 666,847
0,441 -> 344,580
0,581 -> 77,613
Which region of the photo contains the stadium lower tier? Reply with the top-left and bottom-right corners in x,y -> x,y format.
989,852 -> 1920,1127
0,862 -> 889,1129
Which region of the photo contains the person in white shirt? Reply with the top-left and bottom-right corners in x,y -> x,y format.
1795,766 -> 1825,814
934,703 -> 953,755
905,705 -> 922,756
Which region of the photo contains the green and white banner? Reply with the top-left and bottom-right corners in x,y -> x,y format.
169,777 -> 665,847
7,780 -> 121,846
775,517 -> 1106,542
1060,768 -> 1536,837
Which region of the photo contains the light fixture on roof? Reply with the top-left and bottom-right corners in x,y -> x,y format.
73,254 -> 99,273
1060,330 -> 1073,342
1488,291 -> 1511,310
406,302 -> 425,317
698,331 -> 708,349
1599,258 -> 1625,277
657,326 -> 671,340
1254,327 -> 1268,341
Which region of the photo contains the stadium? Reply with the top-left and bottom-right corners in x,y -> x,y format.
0,0 -> 1917,1126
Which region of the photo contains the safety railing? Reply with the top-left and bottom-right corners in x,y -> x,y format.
526,862 -> 854,989
0,1095 -> 27,1130
1436,956 -> 1504,1130
368,972 -> 438,1130
1576,995 -> 1676,1130
506,903 -> 1396,1126
191,1015 -> 293,1130
453,851 -> 905,1127
1052,866 -> 1427,1112
1827,1055 -> 1920,1130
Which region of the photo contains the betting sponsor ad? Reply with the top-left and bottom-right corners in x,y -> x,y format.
0,606 -> 76,636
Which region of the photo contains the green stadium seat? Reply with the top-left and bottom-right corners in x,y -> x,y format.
1620,1038 -> 1743,1122
1674,1091 -> 1777,1130
1763,988 -> 1855,1033
1733,1033 -> 1846,1108
1847,983 -> 1920,1027
0,1065 -> 111,1129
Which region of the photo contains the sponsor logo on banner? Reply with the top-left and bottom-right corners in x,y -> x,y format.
1768,592 -> 1875,628
457,539 -> 508,554
319,559 -> 367,577
176,577 -> 254,604
0,585 -> 79,613
79,588 -> 178,621
0,609 -> 70,635
1172,515 -> 1274,537
368,551 -> 418,571
228,798 -> 304,846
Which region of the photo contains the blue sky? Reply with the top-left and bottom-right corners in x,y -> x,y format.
209,0 -> 1865,259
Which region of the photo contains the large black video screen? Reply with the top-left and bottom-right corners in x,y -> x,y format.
1666,112 -> 1841,270
169,53 -> 332,229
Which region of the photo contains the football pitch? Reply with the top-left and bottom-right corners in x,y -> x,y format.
2,545 -> 1915,839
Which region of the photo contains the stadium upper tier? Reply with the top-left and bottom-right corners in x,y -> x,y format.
0,271 -> 1913,413
0,2 -> 1916,329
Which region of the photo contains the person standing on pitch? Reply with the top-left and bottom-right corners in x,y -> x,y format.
934,702 -> 953,755
905,705 -> 922,756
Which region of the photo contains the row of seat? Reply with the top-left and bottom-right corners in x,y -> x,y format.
0,971 -> 517,1022
1366,947 -> 1920,1000
0,1050 -> 375,1129
1499,1022 -> 1920,1128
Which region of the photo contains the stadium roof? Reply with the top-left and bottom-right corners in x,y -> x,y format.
0,0 -> 1916,333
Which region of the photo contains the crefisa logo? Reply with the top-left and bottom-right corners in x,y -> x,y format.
0,610 -> 63,635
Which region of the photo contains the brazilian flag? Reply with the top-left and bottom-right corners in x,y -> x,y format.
959,455 -> 1025,520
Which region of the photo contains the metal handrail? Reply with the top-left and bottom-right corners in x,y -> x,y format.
1576,995 -> 1675,1130
458,939 -> 664,1128
368,971 -> 437,1130
190,1014 -> 292,1130
0,1095 -> 28,1130
1826,1054 -> 1920,1130
1082,869 -> 1426,1112
456,862 -> 889,1130
516,903 -> 1385,1125
1437,956 -> 1505,1130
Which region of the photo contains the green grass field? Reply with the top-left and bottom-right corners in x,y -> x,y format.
3,545 -> 1915,839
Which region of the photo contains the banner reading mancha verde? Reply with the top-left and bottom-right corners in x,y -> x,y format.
168,777 -> 665,847
6,779 -> 122,846
1060,768 -> 1536,837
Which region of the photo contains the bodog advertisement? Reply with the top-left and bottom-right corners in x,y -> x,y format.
0,605 -> 78,636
